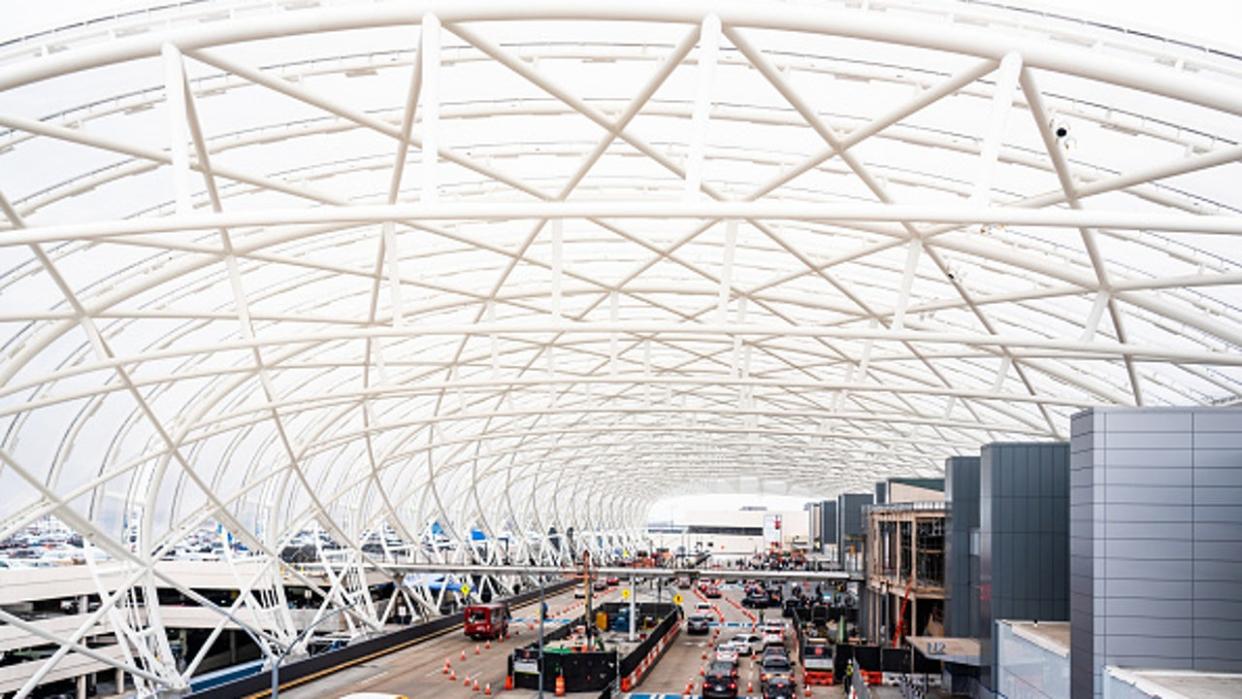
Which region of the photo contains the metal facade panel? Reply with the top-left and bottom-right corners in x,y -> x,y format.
1069,406 -> 1242,699
946,455 -> 981,638
979,441 -> 1071,695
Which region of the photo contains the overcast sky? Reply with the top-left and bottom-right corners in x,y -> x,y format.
4,0 -> 1240,52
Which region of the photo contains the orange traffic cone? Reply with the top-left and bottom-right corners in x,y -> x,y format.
485,640 -> 492,650
449,670 -> 457,681
464,675 -> 471,686
484,683 -> 492,696
748,681 -> 754,692
475,644 -> 481,655
555,674 -> 566,697
504,675 -> 514,691
461,649 -> 467,661
473,679 -> 480,692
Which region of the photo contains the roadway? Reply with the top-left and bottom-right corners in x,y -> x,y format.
280,577 -> 853,699
280,583 -> 609,699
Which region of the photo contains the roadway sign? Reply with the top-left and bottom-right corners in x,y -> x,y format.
673,593 -> 683,605
621,588 -> 631,600
460,583 -> 471,596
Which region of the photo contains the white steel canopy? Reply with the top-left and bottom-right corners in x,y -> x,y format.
0,1 -> 1240,693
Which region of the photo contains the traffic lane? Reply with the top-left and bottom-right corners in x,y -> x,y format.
279,584 -> 615,699
636,581 -> 758,696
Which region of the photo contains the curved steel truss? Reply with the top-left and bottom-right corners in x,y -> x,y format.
0,1 -> 1240,694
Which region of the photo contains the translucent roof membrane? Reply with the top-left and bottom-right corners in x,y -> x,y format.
0,0 -> 1240,593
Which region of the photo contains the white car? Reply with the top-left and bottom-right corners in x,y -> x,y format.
760,620 -> 786,637
714,645 -> 740,664
726,633 -> 763,656
761,633 -> 785,652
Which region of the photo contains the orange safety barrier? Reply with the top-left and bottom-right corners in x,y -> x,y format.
803,670 -> 835,686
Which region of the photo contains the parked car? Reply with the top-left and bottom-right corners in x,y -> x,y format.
687,614 -> 713,635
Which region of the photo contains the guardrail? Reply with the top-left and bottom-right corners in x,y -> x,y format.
187,579 -> 575,699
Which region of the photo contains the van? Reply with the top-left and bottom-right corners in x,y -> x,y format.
464,602 -> 509,640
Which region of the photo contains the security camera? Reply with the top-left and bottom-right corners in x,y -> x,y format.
1049,117 -> 1070,140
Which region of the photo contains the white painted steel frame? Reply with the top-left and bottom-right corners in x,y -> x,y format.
0,2 -> 1240,696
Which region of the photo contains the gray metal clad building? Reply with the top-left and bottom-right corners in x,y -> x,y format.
1070,407 -> 1242,699
945,455 -> 982,639
978,441 -> 1072,696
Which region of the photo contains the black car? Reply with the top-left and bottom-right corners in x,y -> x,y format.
761,675 -> 797,699
708,659 -> 738,678
759,653 -> 793,681
781,598 -> 806,618
687,614 -> 712,635
743,589 -> 769,608
702,669 -> 739,699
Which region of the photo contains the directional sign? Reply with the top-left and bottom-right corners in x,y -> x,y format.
460,583 -> 471,596
621,588 -> 631,600
673,593 -> 684,605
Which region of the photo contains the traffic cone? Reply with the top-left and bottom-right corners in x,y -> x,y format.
473,679 -> 480,692
449,670 -> 457,681
748,681 -> 754,692
555,674 -> 566,697
504,675 -> 514,691
461,649 -> 467,661
464,675 -> 472,686
475,644 -> 481,655
484,683 -> 492,696
485,640 -> 492,650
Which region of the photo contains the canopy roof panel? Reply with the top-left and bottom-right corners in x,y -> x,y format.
1,0 -> 1240,556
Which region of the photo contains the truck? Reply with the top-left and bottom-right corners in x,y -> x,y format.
793,604 -> 835,685
464,602 -> 510,640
